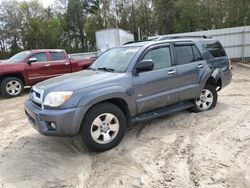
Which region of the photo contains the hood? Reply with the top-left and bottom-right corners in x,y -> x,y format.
0,60 -> 16,64
35,70 -> 125,93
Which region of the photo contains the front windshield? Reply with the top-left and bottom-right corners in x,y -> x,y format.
8,51 -> 31,62
91,47 -> 140,72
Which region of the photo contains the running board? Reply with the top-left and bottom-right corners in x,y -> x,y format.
132,102 -> 194,124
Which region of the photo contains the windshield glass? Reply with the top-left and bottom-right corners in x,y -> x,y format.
8,51 -> 31,62
91,47 -> 140,72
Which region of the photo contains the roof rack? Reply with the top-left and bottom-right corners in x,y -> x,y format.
123,41 -> 144,45
155,35 -> 211,41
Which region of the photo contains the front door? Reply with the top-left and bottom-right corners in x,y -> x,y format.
25,52 -> 50,85
133,44 -> 180,114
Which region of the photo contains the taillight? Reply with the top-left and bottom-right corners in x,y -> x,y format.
229,59 -> 233,70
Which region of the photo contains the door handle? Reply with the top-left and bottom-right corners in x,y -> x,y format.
168,70 -> 176,75
65,62 -> 70,65
44,64 -> 51,67
198,64 -> 204,68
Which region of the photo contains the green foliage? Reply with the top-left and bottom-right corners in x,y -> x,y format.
0,0 -> 249,57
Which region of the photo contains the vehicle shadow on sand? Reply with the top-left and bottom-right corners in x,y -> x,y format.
0,101 -> 230,187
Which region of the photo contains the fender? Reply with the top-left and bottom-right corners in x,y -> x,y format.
212,68 -> 223,82
0,62 -> 28,85
200,68 -> 222,92
77,86 -> 137,116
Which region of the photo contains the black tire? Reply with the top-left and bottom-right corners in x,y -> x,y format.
80,102 -> 127,152
0,77 -> 24,98
191,84 -> 218,113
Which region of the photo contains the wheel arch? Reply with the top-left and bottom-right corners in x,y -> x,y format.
0,73 -> 26,85
84,98 -> 133,129
201,68 -> 223,91
77,87 -> 136,130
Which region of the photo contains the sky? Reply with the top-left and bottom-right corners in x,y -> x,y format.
40,0 -> 55,7
6,0 -> 56,7
24,0 -> 55,7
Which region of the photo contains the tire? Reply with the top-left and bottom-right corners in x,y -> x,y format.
0,77 -> 24,98
191,84 -> 218,113
80,102 -> 127,152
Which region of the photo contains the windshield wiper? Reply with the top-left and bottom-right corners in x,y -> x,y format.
97,67 -> 115,72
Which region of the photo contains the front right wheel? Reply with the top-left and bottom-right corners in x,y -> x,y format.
80,102 -> 126,152
191,84 -> 218,112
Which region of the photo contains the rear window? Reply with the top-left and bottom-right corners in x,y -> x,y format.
202,41 -> 226,58
50,52 -> 66,61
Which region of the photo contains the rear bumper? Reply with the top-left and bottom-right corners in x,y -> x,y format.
221,69 -> 232,89
24,99 -> 89,137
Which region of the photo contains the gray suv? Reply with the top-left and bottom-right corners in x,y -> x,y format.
25,37 -> 232,152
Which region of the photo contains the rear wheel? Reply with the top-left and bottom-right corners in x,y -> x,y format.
0,77 -> 24,98
80,102 -> 126,152
191,84 -> 217,112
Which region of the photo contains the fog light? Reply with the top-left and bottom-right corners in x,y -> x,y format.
51,122 -> 56,129
46,122 -> 57,131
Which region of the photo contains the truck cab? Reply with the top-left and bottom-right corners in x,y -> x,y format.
0,49 -> 96,98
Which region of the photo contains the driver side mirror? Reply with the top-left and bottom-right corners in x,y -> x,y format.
135,59 -> 154,73
28,57 -> 37,64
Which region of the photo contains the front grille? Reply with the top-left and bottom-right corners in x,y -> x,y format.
30,87 -> 44,109
31,100 -> 42,108
31,89 -> 41,98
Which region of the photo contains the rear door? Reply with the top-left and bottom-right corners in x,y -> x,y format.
174,42 -> 207,101
46,51 -> 72,78
133,44 -> 180,114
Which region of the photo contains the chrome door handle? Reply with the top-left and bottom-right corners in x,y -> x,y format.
65,62 -> 70,65
168,70 -> 176,75
44,64 -> 51,67
198,64 -> 204,68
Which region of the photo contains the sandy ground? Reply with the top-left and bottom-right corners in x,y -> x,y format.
0,64 -> 250,188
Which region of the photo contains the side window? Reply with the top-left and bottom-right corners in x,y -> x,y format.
192,46 -> 202,61
142,47 -> 172,70
175,45 -> 194,65
50,52 -> 66,61
202,41 -> 226,58
31,52 -> 48,62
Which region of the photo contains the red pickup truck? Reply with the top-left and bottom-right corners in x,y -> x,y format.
0,49 -> 96,98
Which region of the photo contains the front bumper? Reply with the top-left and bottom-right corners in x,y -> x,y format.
24,99 -> 89,137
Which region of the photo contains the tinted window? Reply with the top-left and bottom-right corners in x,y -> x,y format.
192,46 -> 202,61
143,47 -> 172,70
31,53 -> 48,62
202,41 -> 226,58
175,45 -> 194,65
50,52 -> 66,61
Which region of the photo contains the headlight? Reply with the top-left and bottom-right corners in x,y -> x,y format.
44,91 -> 73,107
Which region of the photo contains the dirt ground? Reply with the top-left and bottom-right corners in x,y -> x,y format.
0,64 -> 249,188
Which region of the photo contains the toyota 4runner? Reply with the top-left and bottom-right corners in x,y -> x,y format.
25,37 -> 232,152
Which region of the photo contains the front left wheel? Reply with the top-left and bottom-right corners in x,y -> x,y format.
80,102 -> 127,152
1,77 -> 24,98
